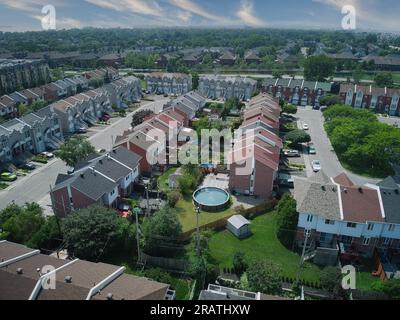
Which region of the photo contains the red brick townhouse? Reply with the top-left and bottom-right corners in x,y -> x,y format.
262,78 -> 332,107
340,83 -> 400,116
229,93 -> 282,199
294,172 -> 400,266
0,241 -> 174,300
50,147 -> 141,218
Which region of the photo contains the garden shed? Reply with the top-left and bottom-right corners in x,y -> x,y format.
227,215 -> 251,239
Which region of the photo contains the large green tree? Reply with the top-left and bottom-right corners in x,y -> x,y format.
247,260 -> 282,295
62,204 -> 134,261
141,206 -> 182,256
374,73 -> 394,87
58,136 -> 96,167
303,55 -> 336,81
285,129 -> 311,146
275,194 -> 298,248
0,203 -> 45,244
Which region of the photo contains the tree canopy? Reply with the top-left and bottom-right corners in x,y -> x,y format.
58,136 -> 96,167
62,204 -> 135,261
275,193 -> 298,248
324,105 -> 400,177
247,259 -> 282,295
141,206 -> 182,257
374,73 -> 394,88
303,55 -> 336,81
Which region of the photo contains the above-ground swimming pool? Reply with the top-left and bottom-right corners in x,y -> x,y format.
193,187 -> 230,212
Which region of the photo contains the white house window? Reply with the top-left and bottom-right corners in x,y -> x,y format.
347,222 -> 357,229
325,219 -> 335,225
307,215 -> 313,222
363,238 -> 371,246
367,223 -> 374,231
110,189 -> 115,196
389,224 -> 395,232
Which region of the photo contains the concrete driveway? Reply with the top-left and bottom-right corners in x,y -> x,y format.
0,99 -> 168,212
296,106 -> 380,186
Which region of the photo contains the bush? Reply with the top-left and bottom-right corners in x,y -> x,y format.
233,252 -> 248,276
167,190 -> 181,208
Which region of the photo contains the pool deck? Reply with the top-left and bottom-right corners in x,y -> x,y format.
200,174 -> 265,209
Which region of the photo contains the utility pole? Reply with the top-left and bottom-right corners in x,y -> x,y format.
195,206 -> 201,256
145,182 -> 150,218
296,229 -> 311,287
134,207 -> 141,265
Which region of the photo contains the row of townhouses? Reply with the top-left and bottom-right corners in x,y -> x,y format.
198,75 -> 258,101
0,67 -> 119,120
0,59 -> 51,95
0,241 -> 174,300
0,76 -> 142,165
51,147 -> 141,218
294,172 -> 400,269
340,83 -> 400,116
114,91 -> 206,175
262,78 -> 333,107
145,72 -> 192,96
229,93 -> 282,199
0,106 -> 62,165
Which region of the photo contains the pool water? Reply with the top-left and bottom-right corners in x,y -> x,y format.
193,187 -> 230,212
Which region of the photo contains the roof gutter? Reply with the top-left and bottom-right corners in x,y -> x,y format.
28,259 -> 79,300
85,266 -> 126,300
0,249 -> 40,268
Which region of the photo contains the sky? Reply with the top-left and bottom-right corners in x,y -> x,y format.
0,0 -> 399,33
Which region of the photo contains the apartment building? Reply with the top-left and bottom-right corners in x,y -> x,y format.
0,59 -> 50,95
294,172 -> 400,265
340,83 -> 400,116
0,95 -> 18,118
262,78 -> 332,107
145,72 -> 192,96
199,75 -> 257,101
51,147 -> 141,218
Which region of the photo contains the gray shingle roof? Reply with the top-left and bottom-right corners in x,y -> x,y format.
293,171 -> 341,220
94,157 -> 131,182
377,177 -> 400,224
70,169 -> 117,200
109,147 -> 141,169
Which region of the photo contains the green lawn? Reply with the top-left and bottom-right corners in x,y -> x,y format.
176,196 -> 235,233
158,167 -> 178,193
140,80 -> 147,90
208,212 -> 323,283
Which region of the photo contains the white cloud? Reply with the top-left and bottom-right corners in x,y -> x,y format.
236,0 -> 267,27
169,0 -> 232,24
177,11 -> 193,23
85,0 -> 163,16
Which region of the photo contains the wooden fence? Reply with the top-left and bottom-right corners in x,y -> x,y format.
180,199 -> 278,241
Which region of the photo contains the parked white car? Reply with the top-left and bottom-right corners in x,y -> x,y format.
41,151 -> 54,159
302,123 -> 309,130
311,160 -> 321,172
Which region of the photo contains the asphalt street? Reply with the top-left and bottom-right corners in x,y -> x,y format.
0,98 -> 168,213
296,106 -> 381,186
